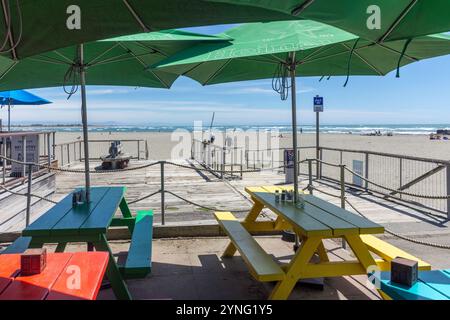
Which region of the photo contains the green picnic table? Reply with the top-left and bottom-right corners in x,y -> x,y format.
12,186 -> 154,300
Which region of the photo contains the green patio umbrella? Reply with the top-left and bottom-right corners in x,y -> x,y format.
153,20 -> 450,204
0,29 -> 227,201
207,0 -> 450,42
0,0 -> 294,60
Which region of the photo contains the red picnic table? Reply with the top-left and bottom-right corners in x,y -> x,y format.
0,252 -> 108,300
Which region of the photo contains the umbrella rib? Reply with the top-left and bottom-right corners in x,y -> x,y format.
88,43 -> 122,66
298,44 -> 343,64
378,0 -> 419,43
28,56 -> 71,65
291,0 -> 316,16
0,60 -> 18,81
117,42 -> 170,89
203,59 -> 232,85
134,41 -> 169,58
122,0 -> 150,32
341,43 -> 384,75
1,2 -> 18,60
373,43 -> 418,62
52,50 -> 74,64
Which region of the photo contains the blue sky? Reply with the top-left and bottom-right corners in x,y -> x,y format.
2,24 -> 450,127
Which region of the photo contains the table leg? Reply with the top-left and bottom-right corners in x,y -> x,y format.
316,241 -> 329,262
93,234 -> 132,300
87,242 -> 94,252
344,235 -> 377,271
223,201 -> 264,257
28,239 -> 44,249
119,198 -> 135,234
269,237 -> 322,300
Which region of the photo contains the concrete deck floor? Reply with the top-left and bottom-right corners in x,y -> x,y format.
28,236 -> 382,300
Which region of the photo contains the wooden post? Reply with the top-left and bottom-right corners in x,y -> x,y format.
79,141 -> 82,162
67,143 -> 70,164
399,158 -> 403,199
160,161 -> 165,225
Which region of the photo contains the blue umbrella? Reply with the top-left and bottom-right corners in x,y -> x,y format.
0,90 -> 51,131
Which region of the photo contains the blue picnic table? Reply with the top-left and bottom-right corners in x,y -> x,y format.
378,269 -> 450,300
2,186 -> 154,300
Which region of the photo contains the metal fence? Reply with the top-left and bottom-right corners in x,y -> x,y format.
55,139 -> 149,166
192,139 -> 450,216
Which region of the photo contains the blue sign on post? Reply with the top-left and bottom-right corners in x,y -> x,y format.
314,95 -> 324,112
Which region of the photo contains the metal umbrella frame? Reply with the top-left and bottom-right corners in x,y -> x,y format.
0,30 -> 229,202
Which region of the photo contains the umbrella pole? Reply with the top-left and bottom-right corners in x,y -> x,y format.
78,44 -> 91,203
289,52 -> 302,206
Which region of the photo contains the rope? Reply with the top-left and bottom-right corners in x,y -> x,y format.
396,38 -> 412,78
0,184 -> 58,204
0,0 -> 23,55
345,198 -> 450,250
127,190 -> 160,205
343,38 -> 360,87
164,190 -> 250,213
272,59 -> 291,101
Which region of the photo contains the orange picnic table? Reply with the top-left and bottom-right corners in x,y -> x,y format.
0,252 -> 108,300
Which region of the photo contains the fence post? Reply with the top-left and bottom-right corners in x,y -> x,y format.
245,150 -> 248,169
340,164 -> 346,209
47,134 -> 51,173
399,158 -> 403,200
319,148 -> 323,179
340,164 -> 347,249
447,165 -> 450,219
67,143 -> 70,165
137,141 -> 141,160
52,132 -> 56,160
26,163 -> 33,227
145,140 -> 149,160
79,141 -> 82,162
22,136 -> 26,177
2,137 -> 6,185
364,152 -> 369,192
60,145 -> 63,166
160,161 -> 165,225
308,159 -> 313,195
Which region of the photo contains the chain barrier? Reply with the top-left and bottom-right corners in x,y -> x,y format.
344,198 -> 450,250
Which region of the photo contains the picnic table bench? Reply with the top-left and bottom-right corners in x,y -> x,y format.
0,252 -> 108,300
215,185 -> 431,300
2,186 -> 154,300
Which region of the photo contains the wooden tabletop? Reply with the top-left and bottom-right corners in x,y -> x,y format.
246,186 -> 384,237
23,186 -> 126,237
0,252 -> 109,300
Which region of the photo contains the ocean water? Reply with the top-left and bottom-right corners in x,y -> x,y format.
6,124 -> 449,135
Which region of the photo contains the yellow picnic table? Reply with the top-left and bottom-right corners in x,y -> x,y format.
215,186 -> 430,300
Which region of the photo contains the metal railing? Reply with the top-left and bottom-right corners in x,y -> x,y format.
55,139 -> 149,166
193,141 -> 450,216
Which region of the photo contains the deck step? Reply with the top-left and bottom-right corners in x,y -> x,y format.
118,210 -> 153,278
215,211 -> 284,282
